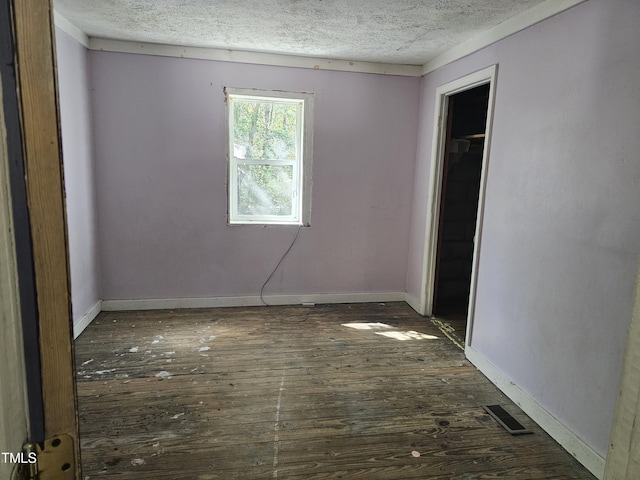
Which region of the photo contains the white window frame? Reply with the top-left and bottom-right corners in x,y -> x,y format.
225,87 -> 313,226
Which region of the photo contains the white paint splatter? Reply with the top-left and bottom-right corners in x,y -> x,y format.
129,347 -> 139,353
151,340 -> 160,345
171,413 -> 185,419
95,369 -> 116,375
411,450 -> 421,458
164,351 -> 176,355
155,371 -> 172,379
198,346 -> 210,352
272,371 -> 286,479
81,359 -> 94,366
131,458 -> 146,466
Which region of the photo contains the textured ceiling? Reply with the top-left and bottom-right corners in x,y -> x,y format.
53,0 -> 547,65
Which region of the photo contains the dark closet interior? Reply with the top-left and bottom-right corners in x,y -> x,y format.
434,84 -> 490,323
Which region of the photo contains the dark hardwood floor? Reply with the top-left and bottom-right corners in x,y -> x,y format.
74,302 -> 594,479
432,303 -> 469,349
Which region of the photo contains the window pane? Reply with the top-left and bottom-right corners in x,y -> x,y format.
237,164 -> 294,216
233,100 -> 297,161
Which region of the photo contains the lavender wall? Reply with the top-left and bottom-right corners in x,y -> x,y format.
408,0 -> 640,457
90,53 -> 420,300
55,29 -> 101,327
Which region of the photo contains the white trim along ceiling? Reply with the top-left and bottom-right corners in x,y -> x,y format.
54,0 -> 585,76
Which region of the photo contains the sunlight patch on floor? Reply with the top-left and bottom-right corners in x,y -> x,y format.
374,330 -> 438,341
341,322 -> 394,330
342,322 -> 438,341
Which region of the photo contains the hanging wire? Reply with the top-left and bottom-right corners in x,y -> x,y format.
260,226 -> 302,306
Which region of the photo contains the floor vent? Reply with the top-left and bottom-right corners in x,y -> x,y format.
483,404 -> 532,435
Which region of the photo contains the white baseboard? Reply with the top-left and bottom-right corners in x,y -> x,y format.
102,292 -> 408,311
73,299 -> 102,339
404,293 -> 422,314
465,346 -> 606,480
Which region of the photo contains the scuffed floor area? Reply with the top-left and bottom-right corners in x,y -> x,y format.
75,303 -> 594,479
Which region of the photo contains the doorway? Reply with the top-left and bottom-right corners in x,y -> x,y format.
433,85 -> 489,333
419,65 -> 497,349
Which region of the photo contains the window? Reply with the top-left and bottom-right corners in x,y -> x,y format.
226,88 -> 313,225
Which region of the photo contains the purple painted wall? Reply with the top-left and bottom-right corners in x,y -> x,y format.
89,53 -> 420,300
55,29 -> 101,327
57,0 -> 640,462
407,0 -> 640,457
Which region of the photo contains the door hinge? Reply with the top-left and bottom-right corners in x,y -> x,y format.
22,434 -> 75,479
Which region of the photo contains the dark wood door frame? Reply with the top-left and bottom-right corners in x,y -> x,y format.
11,0 -> 79,476
0,0 -> 44,443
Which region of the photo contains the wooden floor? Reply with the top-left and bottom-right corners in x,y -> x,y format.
433,303 -> 469,346
75,303 -> 594,479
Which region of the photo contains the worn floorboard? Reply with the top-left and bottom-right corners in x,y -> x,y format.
75,302 -> 594,479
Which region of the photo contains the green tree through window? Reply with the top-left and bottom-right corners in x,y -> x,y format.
227,88 -> 313,225
233,100 -> 297,216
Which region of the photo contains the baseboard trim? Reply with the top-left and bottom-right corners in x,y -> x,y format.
102,292 -> 408,312
73,299 -> 102,339
404,293 -> 422,315
465,346 -> 606,479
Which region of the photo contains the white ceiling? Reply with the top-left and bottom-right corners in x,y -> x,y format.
53,0 -> 549,66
